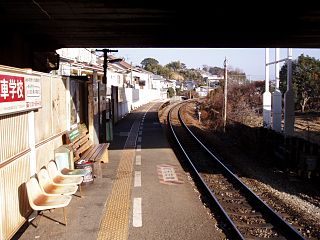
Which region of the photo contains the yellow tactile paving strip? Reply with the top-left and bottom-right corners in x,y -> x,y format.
97,120 -> 140,240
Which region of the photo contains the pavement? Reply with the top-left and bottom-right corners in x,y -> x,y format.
13,100 -> 225,240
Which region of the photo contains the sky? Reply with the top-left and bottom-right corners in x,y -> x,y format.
113,48 -> 320,81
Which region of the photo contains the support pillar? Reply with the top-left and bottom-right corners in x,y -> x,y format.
273,48 -> 282,132
89,70 -> 99,144
263,48 -> 272,128
284,48 -> 295,136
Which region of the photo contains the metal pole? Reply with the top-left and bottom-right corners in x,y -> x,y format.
96,48 -> 119,85
95,49 -> 118,143
130,61 -> 133,87
102,49 -> 107,85
273,48 -> 282,132
102,49 -> 108,143
263,48 -> 272,128
223,57 -> 227,132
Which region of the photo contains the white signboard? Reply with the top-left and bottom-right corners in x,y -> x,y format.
0,73 -> 41,115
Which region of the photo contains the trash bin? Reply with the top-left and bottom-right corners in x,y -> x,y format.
74,160 -> 94,184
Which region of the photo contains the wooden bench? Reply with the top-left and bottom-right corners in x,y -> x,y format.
62,124 -> 109,178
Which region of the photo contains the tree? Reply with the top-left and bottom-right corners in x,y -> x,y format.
202,65 -> 224,76
202,65 -> 209,72
167,87 -> 175,98
180,68 -> 203,82
280,54 -> 320,112
165,61 -> 185,71
228,67 -> 247,84
210,67 -> 224,76
157,66 -> 173,79
140,58 -> 159,72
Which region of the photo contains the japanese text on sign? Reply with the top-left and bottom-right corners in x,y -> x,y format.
0,75 -> 25,102
0,74 -> 41,115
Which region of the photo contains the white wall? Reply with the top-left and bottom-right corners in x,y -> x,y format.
117,88 -> 161,120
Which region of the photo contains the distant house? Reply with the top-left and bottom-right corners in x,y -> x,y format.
55,48 -> 161,107
166,79 -> 177,89
199,70 -> 223,89
131,67 -> 153,89
107,59 -> 154,90
195,86 -> 209,97
151,74 -> 170,99
175,81 -> 182,89
183,80 -> 196,91
151,75 -> 165,90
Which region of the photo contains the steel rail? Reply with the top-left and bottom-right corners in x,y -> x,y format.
166,101 -> 305,240
167,103 -> 245,240
175,104 -> 305,240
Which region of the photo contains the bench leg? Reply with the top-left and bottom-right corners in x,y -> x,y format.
93,161 -> 102,178
79,184 -> 82,198
63,207 -> 67,226
100,148 -> 109,163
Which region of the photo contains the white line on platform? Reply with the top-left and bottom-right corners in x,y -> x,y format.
135,155 -> 141,165
134,171 -> 141,187
137,136 -> 142,143
136,144 -> 141,151
133,198 -> 142,227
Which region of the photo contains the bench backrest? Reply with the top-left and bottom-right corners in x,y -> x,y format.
63,125 -> 83,144
68,128 -> 80,143
63,124 -> 93,162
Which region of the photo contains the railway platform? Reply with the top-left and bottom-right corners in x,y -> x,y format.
13,100 -> 225,240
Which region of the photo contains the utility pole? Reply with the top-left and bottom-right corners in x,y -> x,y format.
223,57 -> 227,132
95,48 -> 120,143
95,48 -> 119,85
130,61 -> 133,87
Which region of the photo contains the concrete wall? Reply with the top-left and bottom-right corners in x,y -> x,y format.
117,88 -> 161,121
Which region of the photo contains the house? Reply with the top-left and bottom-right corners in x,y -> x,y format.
183,80 -> 196,91
195,86 -> 209,97
166,79 -> 177,89
151,75 -> 169,99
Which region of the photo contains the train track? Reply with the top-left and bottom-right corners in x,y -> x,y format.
167,102 -> 305,240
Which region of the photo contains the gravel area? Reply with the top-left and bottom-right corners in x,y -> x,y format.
181,101 -> 320,240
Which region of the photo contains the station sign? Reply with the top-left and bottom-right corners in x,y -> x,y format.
0,73 -> 41,115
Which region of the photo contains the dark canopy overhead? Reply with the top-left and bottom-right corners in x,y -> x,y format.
1,0 -> 320,50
